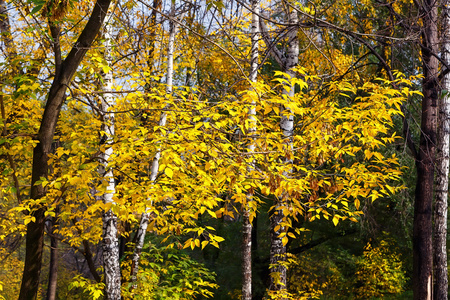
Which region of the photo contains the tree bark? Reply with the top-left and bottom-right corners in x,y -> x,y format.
242,3 -> 259,299
99,9 -> 121,300
269,3 -> 298,298
434,1 -> 450,299
146,0 -> 161,79
413,1 -> 439,299
46,217 -> 58,300
18,1 -> 112,299
82,240 -> 102,283
242,212 -> 252,300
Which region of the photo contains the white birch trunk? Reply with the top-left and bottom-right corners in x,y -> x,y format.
242,2 -> 259,300
100,11 -> 121,300
131,1 -> 176,287
434,1 -> 449,298
269,4 -> 298,297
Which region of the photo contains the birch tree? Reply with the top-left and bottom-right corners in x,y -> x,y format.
434,0 -> 450,298
99,7 -> 121,299
242,1 -> 259,299
259,1 -> 299,296
131,0 -> 177,288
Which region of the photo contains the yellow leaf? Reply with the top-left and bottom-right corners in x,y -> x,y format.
183,239 -> 191,249
165,168 -> 173,178
273,106 -> 280,114
207,209 -> 217,218
215,236 -> 225,242
355,199 -> 360,210
386,185 -> 395,194
373,152 -> 384,161
201,240 -> 208,250
332,216 -> 339,226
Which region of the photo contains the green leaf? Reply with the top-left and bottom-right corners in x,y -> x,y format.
30,4 -> 44,15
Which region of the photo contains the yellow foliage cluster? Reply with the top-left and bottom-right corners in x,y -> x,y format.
286,239 -> 406,299
287,252 -> 341,299
0,70 -> 412,296
353,240 -> 407,298
0,248 -> 23,299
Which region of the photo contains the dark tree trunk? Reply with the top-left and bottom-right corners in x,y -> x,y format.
119,221 -> 131,260
46,218 -> 58,300
18,1 -> 112,299
146,0 -> 161,78
413,1 -> 439,299
83,240 -> 102,283
19,207 -> 46,300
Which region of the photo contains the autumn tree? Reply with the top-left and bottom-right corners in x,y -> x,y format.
17,1 -> 112,299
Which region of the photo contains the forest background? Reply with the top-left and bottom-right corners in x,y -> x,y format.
0,0 -> 448,299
